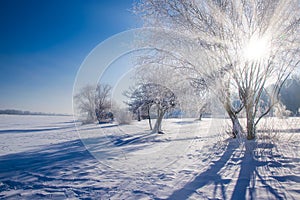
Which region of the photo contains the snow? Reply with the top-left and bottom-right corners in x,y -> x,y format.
0,115 -> 299,199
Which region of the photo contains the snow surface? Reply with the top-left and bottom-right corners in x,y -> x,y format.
0,115 -> 299,199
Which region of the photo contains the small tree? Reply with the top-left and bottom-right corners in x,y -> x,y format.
149,83 -> 177,134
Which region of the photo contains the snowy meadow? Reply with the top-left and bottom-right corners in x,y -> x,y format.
1,0 -> 300,199
0,114 -> 299,199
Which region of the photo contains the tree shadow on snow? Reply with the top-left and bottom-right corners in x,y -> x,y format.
167,138 -> 300,200
231,140 -> 300,200
167,139 -> 240,200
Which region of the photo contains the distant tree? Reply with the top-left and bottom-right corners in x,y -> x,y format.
74,85 -> 97,123
74,84 -> 112,124
95,84 -> 113,123
280,76 -> 300,116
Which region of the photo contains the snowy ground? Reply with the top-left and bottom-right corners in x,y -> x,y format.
0,115 -> 299,199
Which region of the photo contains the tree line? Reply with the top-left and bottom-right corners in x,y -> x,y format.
0,109 -> 70,116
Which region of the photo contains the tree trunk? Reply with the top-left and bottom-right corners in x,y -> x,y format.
147,107 -> 152,130
246,107 -> 256,140
152,109 -> 165,134
199,113 -> 203,121
225,103 -> 243,138
246,119 -> 255,140
137,108 -> 141,121
229,112 -> 243,138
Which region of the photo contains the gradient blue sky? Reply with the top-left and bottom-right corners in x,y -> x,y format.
0,0 -> 140,114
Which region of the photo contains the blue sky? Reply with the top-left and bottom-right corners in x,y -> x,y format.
0,0 -> 140,114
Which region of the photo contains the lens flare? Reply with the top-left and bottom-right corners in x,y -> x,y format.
243,35 -> 270,61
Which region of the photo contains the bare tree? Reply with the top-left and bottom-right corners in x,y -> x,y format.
74,85 -> 96,123
74,84 -> 112,124
95,84 -> 112,123
134,0 -> 300,139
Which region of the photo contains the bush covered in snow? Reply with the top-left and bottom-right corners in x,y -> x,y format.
114,108 -> 132,125
273,103 -> 292,119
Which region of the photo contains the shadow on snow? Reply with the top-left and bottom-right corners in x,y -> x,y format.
0,126 -> 74,134
0,139 -> 113,199
167,139 -> 300,200
167,139 -> 239,200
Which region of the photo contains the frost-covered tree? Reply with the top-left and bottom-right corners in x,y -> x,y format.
148,84 -> 177,133
273,102 -> 292,118
124,86 -> 154,128
74,85 -> 97,123
74,84 -> 112,124
134,0 -> 300,139
95,84 -> 112,123
125,83 -> 176,133
133,56 -> 184,132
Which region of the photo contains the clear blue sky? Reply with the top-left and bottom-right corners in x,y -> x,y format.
0,0 -> 140,114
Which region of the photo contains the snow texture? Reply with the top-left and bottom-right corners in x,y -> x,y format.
0,115 -> 299,199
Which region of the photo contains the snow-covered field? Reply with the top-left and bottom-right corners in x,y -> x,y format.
0,115 -> 299,199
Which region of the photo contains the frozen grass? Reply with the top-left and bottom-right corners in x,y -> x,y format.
0,115 -> 299,199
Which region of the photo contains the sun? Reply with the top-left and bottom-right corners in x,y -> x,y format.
243,35 -> 271,61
